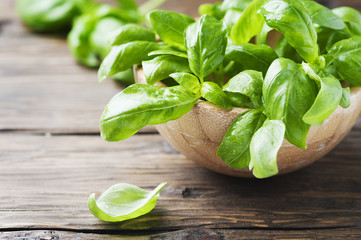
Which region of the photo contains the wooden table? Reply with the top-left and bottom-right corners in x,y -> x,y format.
1,0 -> 361,239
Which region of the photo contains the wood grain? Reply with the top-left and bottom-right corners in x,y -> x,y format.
1,228 -> 361,240
0,131 -> 360,232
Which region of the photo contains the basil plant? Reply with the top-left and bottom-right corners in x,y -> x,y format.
99,0 -> 361,178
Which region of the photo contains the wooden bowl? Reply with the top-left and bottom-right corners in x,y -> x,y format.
135,68 -> 361,177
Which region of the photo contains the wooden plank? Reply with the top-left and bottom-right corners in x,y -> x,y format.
0,127 -> 360,231
1,228 -> 361,239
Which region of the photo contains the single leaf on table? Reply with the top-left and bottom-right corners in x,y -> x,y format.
201,82 -> 232,110
230,0 -> 268,44
225,43 -> 278,75
340,87 -> 351,109
328,37 -> 361,86
223,70 -> 264,108
170,73 -> 201,94
148,49 -> 188,59
185,15 -> 227,80
301,0 -> 345,30
148,10 -> 195,50
217,110 -> 266,169
260,0 -> 319,63
263,58 -> 318,149
109,24 -> 156,46
142,55 -> 191,85
250,119 -> 285,179
303,77 -> 342,126
98,41 -> 160,82
100,84 -> 198,141
88,182 -> 166,222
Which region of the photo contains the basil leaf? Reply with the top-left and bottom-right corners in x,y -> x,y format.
98,41 -> 160,82
88,182 -> 166,222
112,69 -> 134,85
68,14 -> 98,67
148,10 -> 195,50
221,0 -> 253,11
185,15 -> 227,80
142,55 -> 191,85
250,119 -> 285,179
223,70 -> 264,108
198,2 -> 224,20
115,0 -> 138,10
328,37 -> 361,86
139,0 -> 167,17
217,110 -> 266,169
148,49 -> 188,59
223,9 -> 242,33
316,27 -> 351,54
201,82 -> 232,110
226,43 -> 278,75
333,7 -> 361,26
110,24 -> 156,46
260,0 -> 319,63
16,0 -> 85,32
230,0 -> 268,44
170,73 -> 201,94
301,0 -> 345,30
100,84 -> 198,141
275,37 -> 303,63
89,17 -> 125,59
263,58 -> 318,149
340,87 -> 351,109
226,92 -> 255,109
303,77 -> 342,126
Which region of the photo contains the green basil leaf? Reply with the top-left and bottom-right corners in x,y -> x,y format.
16,0 -> 86,32
138,0 -> 167,17
201,82 -> 232,110
260,0 -> 319,63
230,0 -> 268,44
250,119 -> 285,179
328,37 -> 361,86
301,0 -> 345,30
112,69 -> 135,85
226,92 -> 255,109
185,15 -> 227,80
148,10 -> 195,50
223,9 -> 242,33
275,37 -> 303,63
115,0 -> 138,10
68,14 -> 98,67
98,41 -> 160,82
170,73 -> 201,94
263,58 -> 318,149
223,70 -> 263,108
142,55 -> 191,85
225,43 -> 278,75
89,17 -> 125,60
198,2 -> 224,20
110,24 -> 156,46
217,110 -> 266,169
340,87 -> 351,108
88,182 -> 166,222
148,49 -> 188,59
221,0 -> 253,12
316,27 -> 351,54
303,77 -> 342,126
332,6 -> 361,26
100,84 -> 198,141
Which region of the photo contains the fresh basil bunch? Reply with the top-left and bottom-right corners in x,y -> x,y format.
99,0 -> 361,178
16,0 -> 89,32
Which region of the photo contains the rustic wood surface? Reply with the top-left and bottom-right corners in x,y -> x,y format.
1,0 -> 361,239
